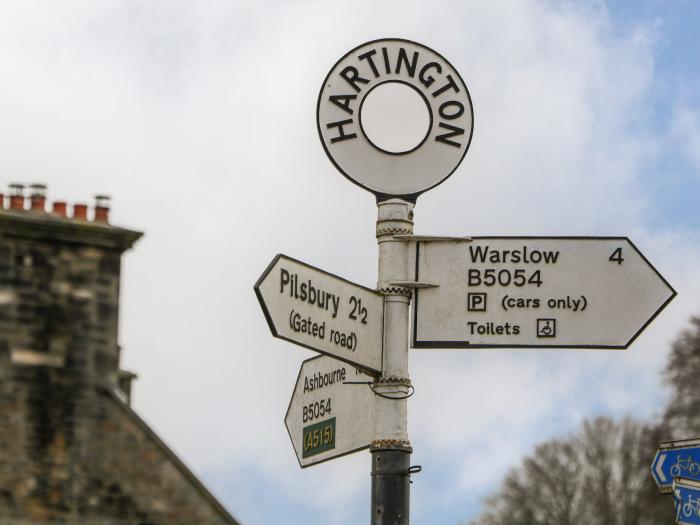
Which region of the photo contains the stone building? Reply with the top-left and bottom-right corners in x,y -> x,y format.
0,184 -> 239,524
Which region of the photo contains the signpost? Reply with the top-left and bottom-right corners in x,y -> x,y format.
285,355 -> 376,467
253,37 -> 677,525
255,254 -> 384,374
317,38 -> 474,200
674,477 -> 700,524
317,38 -> 476,523
412,237 -> 675,348
652,438 -> 700,494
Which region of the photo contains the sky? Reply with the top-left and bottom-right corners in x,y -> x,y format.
1,1 -> 700,523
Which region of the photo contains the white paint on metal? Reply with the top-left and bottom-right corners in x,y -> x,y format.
255,254 -> 384,373
661,438 -> 700,450
360,81 -> 430,153
374,199 -> 413,444
392,234 -> 471,242
412,238 -> 675,348
317,39 -> 473,198
656,453 -> 668,483
389,280 -> 438,289
285,355 -> 375,468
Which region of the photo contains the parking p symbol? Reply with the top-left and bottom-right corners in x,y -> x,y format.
467,293 -> 487,312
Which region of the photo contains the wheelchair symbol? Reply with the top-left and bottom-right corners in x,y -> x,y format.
537,319 -> 556,338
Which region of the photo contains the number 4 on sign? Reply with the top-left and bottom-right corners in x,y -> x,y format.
412,237 -> 675,348
609,247 -> 624,265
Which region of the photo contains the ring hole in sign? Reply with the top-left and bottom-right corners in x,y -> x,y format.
360,81 -> 431,154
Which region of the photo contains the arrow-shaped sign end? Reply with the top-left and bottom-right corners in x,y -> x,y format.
254,254 -> 286,338
652,451 -> 667,484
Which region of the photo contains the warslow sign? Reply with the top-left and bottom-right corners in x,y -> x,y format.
412,237 -> 675,348
285,355 -> 375,468
255,254 -> 384,374
317,38 -> 474,198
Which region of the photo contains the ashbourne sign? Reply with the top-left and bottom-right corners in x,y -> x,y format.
317,38 -> 474,199
412,237 -> 675,348
285,355 -> 375,468
255,254 -> 384,374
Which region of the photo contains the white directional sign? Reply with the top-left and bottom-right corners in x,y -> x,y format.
412,237 -> 675,348
255,254 -> 384,373
285,355 -> 376,468
317,38 -> 473,199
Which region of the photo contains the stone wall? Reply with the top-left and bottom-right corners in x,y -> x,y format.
0,206 -> 239,525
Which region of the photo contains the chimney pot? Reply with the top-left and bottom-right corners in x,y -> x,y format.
73,203 -> 88,220
8,184 -> 25,210
52,201 -> 67,217
29,183 -> 47,212
93,194 -> 110,223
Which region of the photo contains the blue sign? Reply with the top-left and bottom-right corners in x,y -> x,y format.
652,439 -> 700,493
674,478 -> 700,524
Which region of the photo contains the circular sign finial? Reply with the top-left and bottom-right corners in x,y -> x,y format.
317,38 -> 474,199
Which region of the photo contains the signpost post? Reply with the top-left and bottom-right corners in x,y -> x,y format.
285,355 -> 376,467
412,237 -> 676,348
317,38 -> 474,525
255,37 -> 676,525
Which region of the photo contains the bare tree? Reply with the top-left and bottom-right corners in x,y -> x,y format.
664,317 -> 700,438
469,417 -> 668,525
472,438 -> 585,525
469,317 -> 700,524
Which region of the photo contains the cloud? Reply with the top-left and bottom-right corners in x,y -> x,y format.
1,1 -> 698,523
671,106 -> 700,174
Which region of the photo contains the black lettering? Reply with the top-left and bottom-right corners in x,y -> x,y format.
381,47 -> 391,74
439,100 -> 464,120
395,48 -> 418,77
469,245 -> 488,263
329,94 -> 357,115
339,66 -> 369,93
419,62 -> 442,88
326,119 -> 357,143
544,251 -> 559,263
280,268 -> 290,293
432,74 -> 460,97
609,247 -> 624,265
358,49 -> 380,78
435,122 -> 464,148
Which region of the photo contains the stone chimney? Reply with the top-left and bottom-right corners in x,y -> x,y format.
0,185 -> 142,384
